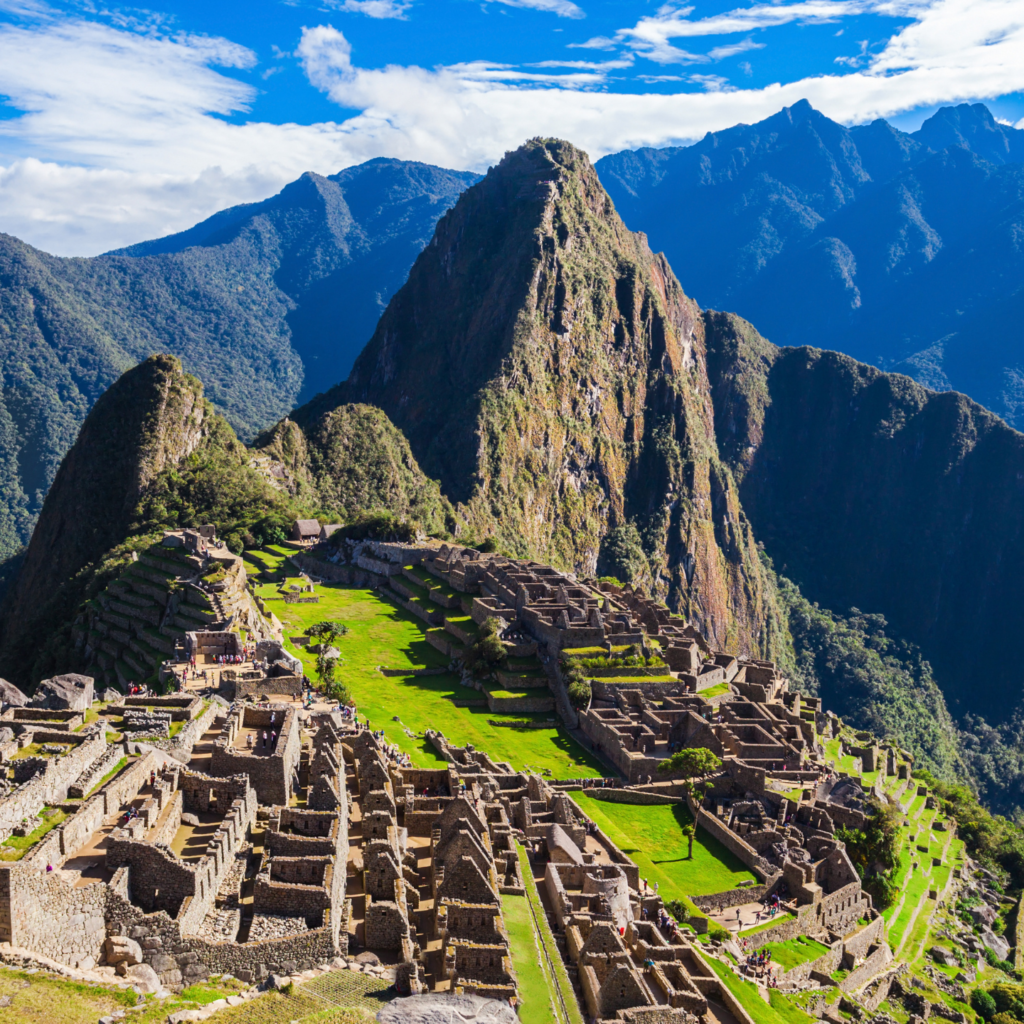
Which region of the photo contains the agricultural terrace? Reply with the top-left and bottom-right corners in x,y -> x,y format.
245,562 -> 605,779
569,791 -> 757,902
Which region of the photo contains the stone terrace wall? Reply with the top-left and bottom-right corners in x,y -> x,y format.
839,942 -> 893,993
588,789 -> 682,806
143,699 -> 220,763
0,731 -> 107,842
691,801 -> 774,881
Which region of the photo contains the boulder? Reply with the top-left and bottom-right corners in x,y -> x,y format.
32,673 -> 94,711
0,679 -> 28,707
125,963 -> 162,994
105,935 -> 143,965
377,994 -> 518,1024
930,947 -> 958,967
100,688 -> 123,704
969,904 -> 997,927
267,973 -> 291,990
981,928 -> 1011,962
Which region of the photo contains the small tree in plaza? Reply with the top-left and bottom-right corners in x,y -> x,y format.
657,746 -> 723,859
307,620 -> 348,700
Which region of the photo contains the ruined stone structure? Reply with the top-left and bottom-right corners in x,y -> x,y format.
0,541 -> 911,1020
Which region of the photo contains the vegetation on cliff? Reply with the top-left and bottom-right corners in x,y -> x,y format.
299,138 -> 786,660
704,309 -> 1024,730
256,404 -> 454,537
0,159 -> 477,567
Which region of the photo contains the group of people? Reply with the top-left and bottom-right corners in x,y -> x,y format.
246,729 -> 277,751
745,948 -> 778,984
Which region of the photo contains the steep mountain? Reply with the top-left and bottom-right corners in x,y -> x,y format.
0,158 -> 478,565
297,138 -> 787,658
0,351 -> 459,687
596,102 -> 1024,427
254,406 -> 454,536
0,354 -> 213,682
703,310 -> 1024,725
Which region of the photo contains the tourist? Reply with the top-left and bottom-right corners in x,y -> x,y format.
271,730 -> 277,746
247,734 -> 254,750
262,730 -> 268,749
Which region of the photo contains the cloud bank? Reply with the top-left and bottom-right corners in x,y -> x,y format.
0,0 -> 1021,254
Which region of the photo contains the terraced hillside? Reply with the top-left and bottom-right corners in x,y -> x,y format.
76,539 -> 270,691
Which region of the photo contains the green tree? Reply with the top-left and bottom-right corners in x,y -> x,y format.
973,988 -> 997,1020
657,747 -> 722,859
307,620 -> 349,700
835,799 -> 902,909
463,618 -> 506,678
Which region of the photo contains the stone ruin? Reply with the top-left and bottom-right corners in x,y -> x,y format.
0,543 -> 930,1021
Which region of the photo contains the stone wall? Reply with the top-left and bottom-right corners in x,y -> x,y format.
0,730 -> 107,842
0,863 -> 108,966
588,789 -> 682,806
692,805 -> 771,880
211,707 -> 300,805
692,885 -> 771,912
839,942 -> 893,992
232,674 -> 303,699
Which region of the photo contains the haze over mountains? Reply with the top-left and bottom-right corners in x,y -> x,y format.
0,159 -> 477,562
597,101 -> 1024,428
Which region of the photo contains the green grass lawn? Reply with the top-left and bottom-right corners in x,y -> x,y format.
707,957 -> 815,1024
699,682 -> 731,699
568,792 -> 756,899
0,808 -> 68,861
764,936 -> 830,971
276,585 -> 605,779
516,844 -> 584,1024
502,891 -> 558,1024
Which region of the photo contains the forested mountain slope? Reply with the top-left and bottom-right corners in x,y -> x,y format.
0,159 -> 478,565
704,309 -> 1024,726
597,101 -> 1024,428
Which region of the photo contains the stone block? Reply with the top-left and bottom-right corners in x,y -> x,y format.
105,936 -> 143,965
126,963 -> 162,994
148,953 -> 176,973
142,938 -> 163,949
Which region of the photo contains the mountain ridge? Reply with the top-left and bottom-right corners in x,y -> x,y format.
0,158 -> 478,567
596,101 -> 1024,429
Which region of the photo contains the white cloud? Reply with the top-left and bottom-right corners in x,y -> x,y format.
483,0 -> 586,18
707,39 -> 766,60
1,0 -> 1024,255
688,74 -> 735,91
590,0 -> 889,64
325,0 -> 413,19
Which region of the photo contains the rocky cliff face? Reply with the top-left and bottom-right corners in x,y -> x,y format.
704,311 -> 1024,722
0,355 -> 207,679
299,139 -> 786,657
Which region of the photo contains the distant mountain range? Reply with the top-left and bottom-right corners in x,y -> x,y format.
0,159 -> 478,562
597,101 -> 1024,428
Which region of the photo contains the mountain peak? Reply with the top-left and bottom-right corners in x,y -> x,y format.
298,137 -> 784,655
913,102 -> 1024,164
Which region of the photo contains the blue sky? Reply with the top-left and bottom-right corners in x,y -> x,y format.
1,0 -> 1023,254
